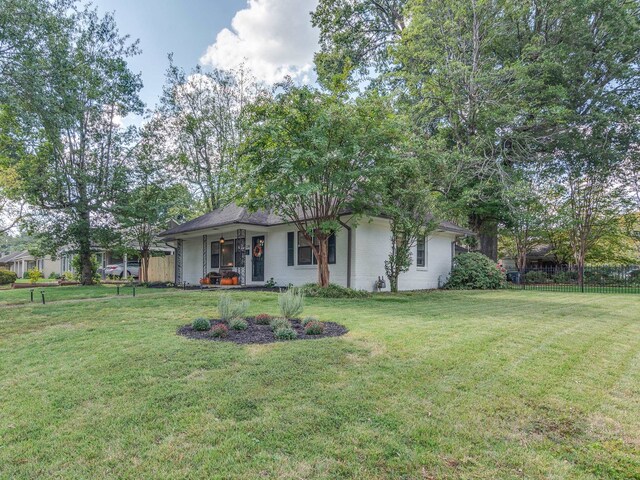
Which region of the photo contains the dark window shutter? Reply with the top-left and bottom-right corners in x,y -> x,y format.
287,232 -> 294,266
328,234 -> 336,264
211,241 -> 220,268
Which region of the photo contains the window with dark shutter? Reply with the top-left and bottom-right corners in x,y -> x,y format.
287,232 -> 294,266
211,241 -> 220,268
297,232 -> 337,265
298,232 -> 314,265
416,237 -> 426,267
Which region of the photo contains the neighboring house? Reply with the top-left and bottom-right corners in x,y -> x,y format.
59,243 -> 174,278
160,204 -> 473,292
0,251 -> 23,271
501,245 -> 565,271
0,251 -> 59,278
0,244 -> 173,280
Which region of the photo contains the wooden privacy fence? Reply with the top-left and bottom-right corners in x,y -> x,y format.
141,256 -> 175,283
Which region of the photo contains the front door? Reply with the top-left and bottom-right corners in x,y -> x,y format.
252,236 -> 265,282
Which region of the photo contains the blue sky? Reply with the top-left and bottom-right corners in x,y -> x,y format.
94,0 -> 319,124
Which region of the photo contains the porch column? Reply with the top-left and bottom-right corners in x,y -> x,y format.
176,240 -> 183,285
236,229 -> 246,285
202,235 -> 208,280
123,254 -> 128,281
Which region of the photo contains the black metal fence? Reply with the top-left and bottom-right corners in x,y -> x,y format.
506,265 -> 640,293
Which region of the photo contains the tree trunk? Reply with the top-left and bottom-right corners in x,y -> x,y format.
470,214 -> 498,261
575,247 -> 586,290
516,246 -> 527,273
141,248 -> 150,283
78,209 -> 94,285
315,236 -> 330,287
389,274 -> 399,293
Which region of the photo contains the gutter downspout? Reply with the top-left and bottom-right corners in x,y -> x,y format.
338,218 -> 352,289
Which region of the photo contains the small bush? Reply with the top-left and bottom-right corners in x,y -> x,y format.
553,271 -> 578,284
270,317 -> 290,331
48,272 -> 61,279
210,324 -> 229,338
524,271 -> 548,284
304,321 -> 325,335
229,317 -> 248,331
301,283 -> 371,298
445,253 -> 505,290
62,271 -> 76,281
301,316 -> 319,327
255,313 -> 272,325
28,268 -> 42,284
0,269 -> 18,285
278,287 -> 304,318
274,327 -> 297,340
192,317 -> 211,331
217,294 -> 250,321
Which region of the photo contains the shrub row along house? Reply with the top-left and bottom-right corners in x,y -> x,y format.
160,204 -> 473,291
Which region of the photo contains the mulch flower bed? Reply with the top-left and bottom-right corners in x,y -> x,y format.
177,317 -> 348,344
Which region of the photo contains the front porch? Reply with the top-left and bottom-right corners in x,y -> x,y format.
175,228 -> 267,287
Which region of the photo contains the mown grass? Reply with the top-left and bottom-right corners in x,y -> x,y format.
0,284 -> 163,305
1,289 -> 638,479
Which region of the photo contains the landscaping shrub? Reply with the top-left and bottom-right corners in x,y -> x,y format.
28,268 -> 42,284
48,272 -> 61,279
274,326 -> 297,340
278,287 -> 304,318
301,316 -> 318,327
553,271 -> 578,284
304,321 -> 325,335
269,317 -> 290,331
0,269 -> 18,285
523,271 -> 548,284
301,283 -> 371,298
255,313 -> 272,325
229,317 -> 248,331
62,271 -> 76,281
192,317 -> 211,331
217,294 -> 250,321
210,324 -> 229,338
445,252 -> 505,290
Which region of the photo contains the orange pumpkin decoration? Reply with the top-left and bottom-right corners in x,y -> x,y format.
221,278 -> 233,286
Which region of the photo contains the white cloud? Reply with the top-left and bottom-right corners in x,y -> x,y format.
200,0 -> 319,84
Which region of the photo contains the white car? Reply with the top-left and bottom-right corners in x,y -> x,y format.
103,263 -> 140,278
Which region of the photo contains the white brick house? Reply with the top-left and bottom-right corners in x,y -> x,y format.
161,204 -> 472,292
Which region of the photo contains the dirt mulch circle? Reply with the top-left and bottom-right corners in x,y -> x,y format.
177,317 -> 348,344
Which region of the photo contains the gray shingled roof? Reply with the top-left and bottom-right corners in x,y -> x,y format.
160,204 -> 281,236
0,250 -> 27,264
160,203 -> 475,237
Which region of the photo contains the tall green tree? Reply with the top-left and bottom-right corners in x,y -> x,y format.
115,119 -> 192,282
383,155 -> 438,292
0,2 -> 143,284
158,61 -> 262,212
499,177 -> 546,273
239,83 -> 402,287
314,0 -> 640,262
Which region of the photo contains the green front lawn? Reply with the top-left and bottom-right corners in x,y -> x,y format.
1,289 -> 638,479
